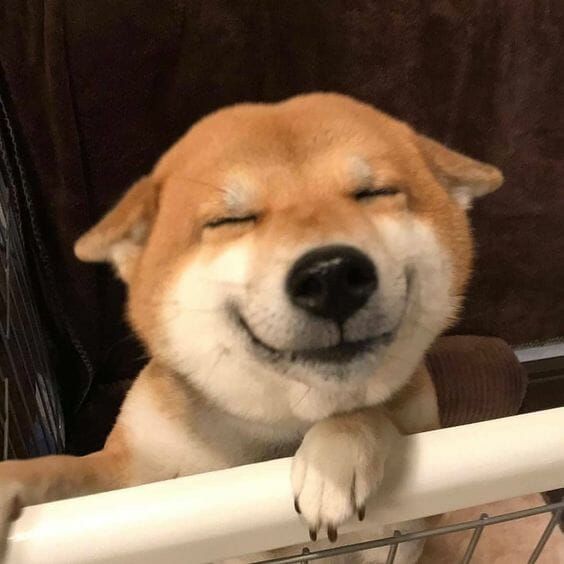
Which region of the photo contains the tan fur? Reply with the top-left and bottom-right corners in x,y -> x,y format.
0,426 -> 129,506
385,365 -> 440,434
0,93 -> 503,563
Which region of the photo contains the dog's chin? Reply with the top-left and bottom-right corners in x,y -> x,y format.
232,307 -> 395,379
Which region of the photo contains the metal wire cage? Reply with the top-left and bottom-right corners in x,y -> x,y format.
255,499 -> 564,564
6,408 -> 562,563
0,93 -> 65,460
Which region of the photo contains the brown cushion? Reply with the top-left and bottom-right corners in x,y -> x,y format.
427,336 -> 527,427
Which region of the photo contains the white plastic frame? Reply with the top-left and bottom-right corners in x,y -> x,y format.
5,407 -> 564,563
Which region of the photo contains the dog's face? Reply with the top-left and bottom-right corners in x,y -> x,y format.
76,94 -> 502,422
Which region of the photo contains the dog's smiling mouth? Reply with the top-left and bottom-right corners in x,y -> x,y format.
232,308 -> 393,365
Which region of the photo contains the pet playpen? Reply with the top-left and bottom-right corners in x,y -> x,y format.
4,405 -> 564,563
1,87 -> 564,561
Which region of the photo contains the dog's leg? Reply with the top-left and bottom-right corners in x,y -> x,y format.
291,366 -> 439,559
0,442 -> 129,506
0,430 -> 131,560
0,361 -> 214,560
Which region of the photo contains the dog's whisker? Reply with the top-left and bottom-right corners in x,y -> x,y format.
161,305 -> 220,317
183,175 -> 224,192
134,353 -> 151,363
291,386 -> 312,411
201,346 -> 231,379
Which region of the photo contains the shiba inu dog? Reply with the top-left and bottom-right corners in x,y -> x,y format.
0,93 -> 502,562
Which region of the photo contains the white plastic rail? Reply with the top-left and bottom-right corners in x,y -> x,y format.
6,408 -> 564,563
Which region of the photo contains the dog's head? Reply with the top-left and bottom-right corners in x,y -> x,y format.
75,94 -> 502,422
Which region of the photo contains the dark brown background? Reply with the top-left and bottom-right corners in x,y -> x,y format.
1,1 -> 563,450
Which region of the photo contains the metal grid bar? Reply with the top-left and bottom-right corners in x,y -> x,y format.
460,513 -> 488,564
528,507 -> 563,564
384,530 -> 401,564
254,500 -> 564,563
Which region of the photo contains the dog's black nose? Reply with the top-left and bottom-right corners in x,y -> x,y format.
286,245 -> 377,323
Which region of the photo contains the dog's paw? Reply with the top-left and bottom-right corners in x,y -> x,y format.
291,419 -> 387,542
0,476 -> 23,561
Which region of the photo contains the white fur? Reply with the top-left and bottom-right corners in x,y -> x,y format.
292,415 -> 395,527
349,155 -> 374,186
161,214 -> 454,427
151,211 -> 455,560
120,365 -> 304,483
364,216 -> 456,405
120,376 -> 230,483
222,176 -> 258,215
450,186 -> 474,210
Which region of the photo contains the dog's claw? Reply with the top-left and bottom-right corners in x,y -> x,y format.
309,528 -> 318,542
8,495 -> 22,522
358,505 -> 365,522
327,525 -> 338,543
294,498 -> 301,514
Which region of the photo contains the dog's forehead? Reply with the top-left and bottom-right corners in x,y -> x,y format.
157,97 -> 417,208
216,101 -> 404,157
219,153 -> 375,209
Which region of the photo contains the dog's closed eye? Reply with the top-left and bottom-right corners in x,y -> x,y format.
352,187 -> 400,201
204,214 -> 258,228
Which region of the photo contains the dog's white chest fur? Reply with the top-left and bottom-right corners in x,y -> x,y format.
120,373 -> 308,483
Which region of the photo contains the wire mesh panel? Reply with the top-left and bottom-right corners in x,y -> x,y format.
0,93 -> 65,460
255,499 -> 564,564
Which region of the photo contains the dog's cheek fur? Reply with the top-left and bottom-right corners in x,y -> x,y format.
155,239 -> 305,428
159,239 -> 253,374
154,239 -> 370,427
150,210 -> 458,428
364,216 -> 459,405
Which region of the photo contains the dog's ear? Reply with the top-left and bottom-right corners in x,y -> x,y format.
74,176 -> 159,282
416,134 -> 503,209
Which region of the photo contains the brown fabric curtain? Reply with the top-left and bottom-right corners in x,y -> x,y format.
1,1 -> 561,451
